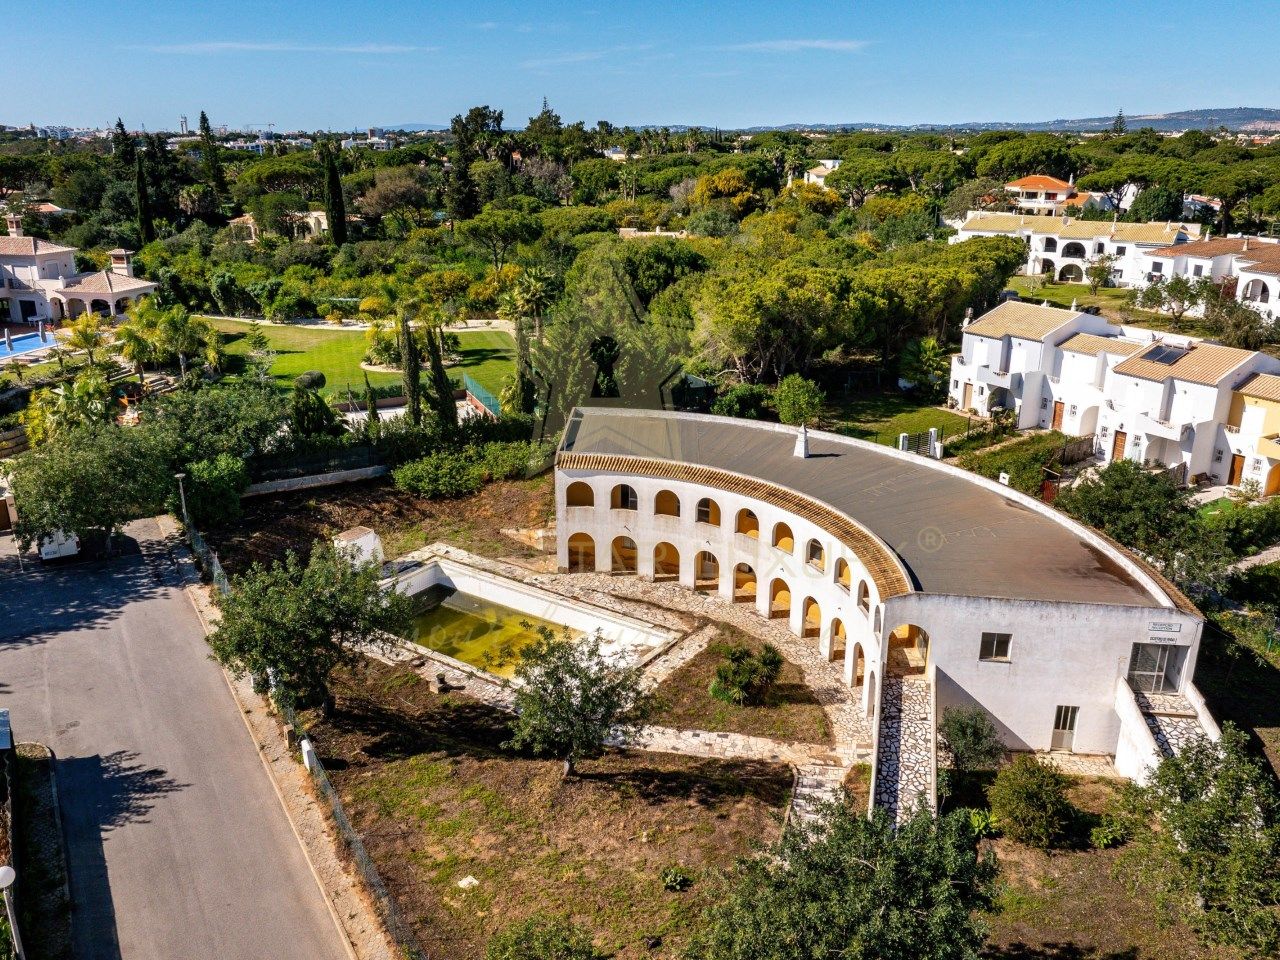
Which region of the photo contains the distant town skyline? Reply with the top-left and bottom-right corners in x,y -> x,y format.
9,0 -> 1280,131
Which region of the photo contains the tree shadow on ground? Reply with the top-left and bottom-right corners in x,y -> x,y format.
984,944 -> 1139,959
317,688 -> 513,765
766,680 -> 823,708
576,754 -> 792,809
61,750 -> 191,832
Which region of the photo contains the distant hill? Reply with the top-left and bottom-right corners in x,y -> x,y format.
739,107 -> 1280,134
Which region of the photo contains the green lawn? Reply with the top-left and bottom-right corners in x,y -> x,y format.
827,391 -> 972,446
207,319 -> 515,398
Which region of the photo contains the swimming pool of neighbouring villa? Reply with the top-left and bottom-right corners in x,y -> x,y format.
411,586 -> 577,678
0,331 -> 49,360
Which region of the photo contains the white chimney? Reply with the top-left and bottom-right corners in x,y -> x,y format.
793,424 -> 809,459
962,307 -> 974,328
4,213 -> 22,237
108,248 -> 135,278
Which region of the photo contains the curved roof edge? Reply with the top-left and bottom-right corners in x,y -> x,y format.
558,407 -> 1196,615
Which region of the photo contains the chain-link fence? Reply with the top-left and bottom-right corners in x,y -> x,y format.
187,526 -> 230,597
277,701 -> 428,960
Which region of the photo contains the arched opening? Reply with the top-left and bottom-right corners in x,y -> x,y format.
1061,241 -> 1087,260
1243,278 -> 1271,303
772,522 -> 794,552
857,581 -> 870,613
611,484 -> 637,510
834,557 -> 851,590
802,598 -> 821,639
115,297 -> 131,314
654,489 -> 680,517
565,481 -> 594,507
830,617 -> 846,663
90,298 -> 110,316
567,533 -> 595,573
887,623 -> 929,677
611,536 -> 638,574
806,538 -> 824,571
866,669 -> 877,718
1058,263 -> 1084,283
873,607 -> 882,635
694,551 -> 719,591
1042,237 -> 1057,253
768,578 -> 791,619
733,563 -> 756,602
1038,258 -> 1055,275
851,642 -> 865,688
735,508 -> 759,538
695,497 -> 721,526
653,542 -> 680,580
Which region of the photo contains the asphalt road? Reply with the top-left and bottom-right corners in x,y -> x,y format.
0,520 -> 348,960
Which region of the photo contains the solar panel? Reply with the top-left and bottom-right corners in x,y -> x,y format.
1145,344 -> 1188,365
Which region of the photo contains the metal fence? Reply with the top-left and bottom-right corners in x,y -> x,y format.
181,520 -> 425,959
251,445 -> 386,483
462,373 -> 500,417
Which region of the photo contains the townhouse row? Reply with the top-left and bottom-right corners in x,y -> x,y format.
949,299 -> 1280,493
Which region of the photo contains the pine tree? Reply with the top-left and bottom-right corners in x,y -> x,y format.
320,141 -> 348,246
135,154 -> 155,244
111,118 -> 136,171
1112,109 -> 1127,135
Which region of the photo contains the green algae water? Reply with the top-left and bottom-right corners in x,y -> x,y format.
410,587 -> 573,678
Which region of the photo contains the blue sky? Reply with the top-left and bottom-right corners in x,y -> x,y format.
12,0 -> 1280,131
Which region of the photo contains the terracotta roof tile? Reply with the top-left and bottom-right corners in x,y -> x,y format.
1007,175 -> 1075,192
1058,333 -> 1143,357
57,270 -> 156,295
0,235 -> 76,257
1236,372 -> 1280,403
963,300 -> 1081,342
1112,341 -> 1256,386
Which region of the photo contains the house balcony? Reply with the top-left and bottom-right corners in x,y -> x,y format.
1259,434 -> 1280,460
976,366 -> 1013,390
1135,411 -> 1187,443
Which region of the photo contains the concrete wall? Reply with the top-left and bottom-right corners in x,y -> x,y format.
242,464 -> 389,497
877,592 -> 1202,757
1113,677 -> 1162,783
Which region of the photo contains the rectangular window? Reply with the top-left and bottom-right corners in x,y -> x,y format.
1193,264 -> 1204,277
1151,262 -> 1163,274
980,632 -> 1011,661
1116,246 -> 1127,256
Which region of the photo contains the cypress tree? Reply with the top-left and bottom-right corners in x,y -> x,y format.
364,372 -> 380,442
398,311 -> 422,427
424,327 -> 458,430
135,154 -> 155,243
321,141 -> 348,246
198,110 -> 227,197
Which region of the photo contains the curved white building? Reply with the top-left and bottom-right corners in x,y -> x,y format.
554,408 -> 1219,818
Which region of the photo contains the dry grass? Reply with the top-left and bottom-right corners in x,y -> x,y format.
651,627 -> 833,745
209,473 -> 555,575
307,660 -> 792,960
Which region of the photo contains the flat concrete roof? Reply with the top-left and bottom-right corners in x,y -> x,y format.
559,408 -> 1166,609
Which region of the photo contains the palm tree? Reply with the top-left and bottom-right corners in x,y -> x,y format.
63,315 -> 113,368
156,306 -> 216,377
117,300 -> 163,389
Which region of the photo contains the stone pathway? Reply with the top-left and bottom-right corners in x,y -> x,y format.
1037,752 -> 1123,778
873,677 -> 934,824
1136,691 -> 1208,758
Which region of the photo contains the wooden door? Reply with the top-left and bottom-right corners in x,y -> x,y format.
962,382 -> 973,411
1051,400 -> 1064,430
1229,454 -> 1246,486
1110,430 -> 1127,462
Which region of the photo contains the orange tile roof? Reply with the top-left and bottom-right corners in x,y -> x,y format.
1147,236 -> 1259,258
963,300 -> 1080,342
58,270 -> 156,295
1007,174 -> 1075,192
1236,244 -> 1280,277
0,235 -> 76,257
1112,341 -> 1256,386
1058,333 -> 1143,357
1236,372 -> 1280,403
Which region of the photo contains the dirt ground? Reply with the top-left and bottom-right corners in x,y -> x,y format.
981,779 -> 1241,960
651,627 -> 833,745
306,660 -> 792,960
209,474 -> 555,576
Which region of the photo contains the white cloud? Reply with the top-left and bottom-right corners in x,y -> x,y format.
142,40 -> 428,55
723,39 -> 870,53
521,44 -> 650,70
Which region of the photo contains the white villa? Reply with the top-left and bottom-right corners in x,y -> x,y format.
949,299 -> 1280,490
1003,174 -> 1108,216
803,159 -> 841,188
1142,235 -> 1280,322
554,407 -> 1218,819
1,214 -> 155,324
951,212 -> 1201,286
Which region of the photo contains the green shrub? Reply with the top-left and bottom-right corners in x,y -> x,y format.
485,915 -> 605,960
661,864 -> 693,892
967,807 -> 996,838
477,440 -> 554,481
392,451 -> 485,499
709,643 -> 784,706
711,383 -> 773,420
987,755 -> 1075,849
184,453 -> 249,528
939,706 -> 1006,772
773,374 -> 825,426
958,431 -> 1068,495
293,370 -> 326,391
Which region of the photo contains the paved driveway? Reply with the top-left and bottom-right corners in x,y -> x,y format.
0,520 -> 348,960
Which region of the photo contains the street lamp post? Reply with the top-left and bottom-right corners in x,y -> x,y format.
0,864 -> 26,960
174,472 -> 189,528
